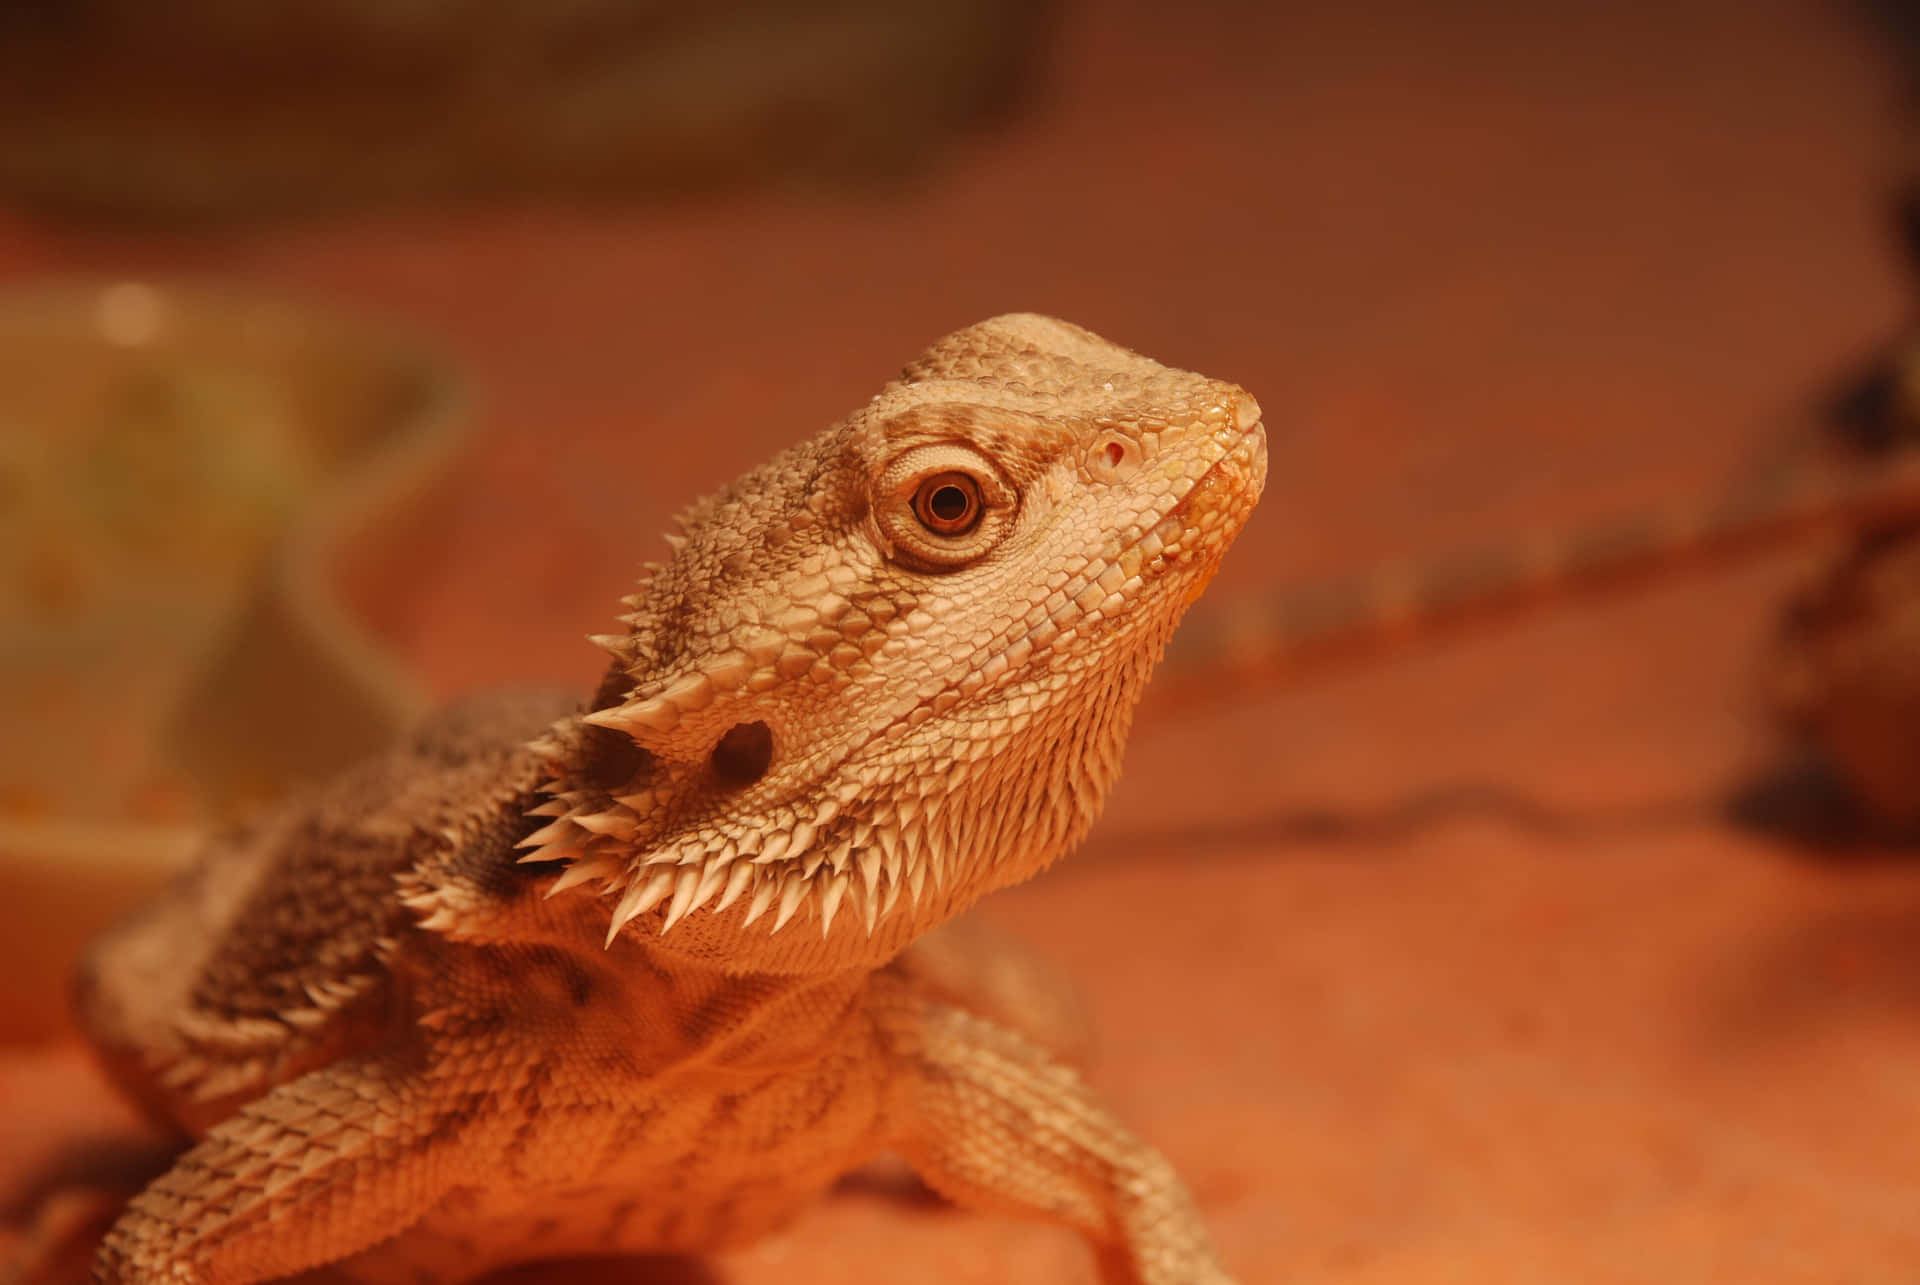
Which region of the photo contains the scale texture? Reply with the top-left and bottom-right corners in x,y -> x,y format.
72,314 -> 1267,1284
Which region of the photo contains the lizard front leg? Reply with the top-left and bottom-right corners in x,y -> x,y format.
889,917 -> 1094,1066
93,1054 -> 475,1285
886,1000 -> 1237,1285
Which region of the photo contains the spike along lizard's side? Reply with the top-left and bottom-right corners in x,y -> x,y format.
71,315 -> 1267,1285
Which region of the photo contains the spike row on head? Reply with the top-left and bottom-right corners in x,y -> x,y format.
513,718 -> 948,947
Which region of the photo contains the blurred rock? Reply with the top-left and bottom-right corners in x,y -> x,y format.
0,0 -> 1060,223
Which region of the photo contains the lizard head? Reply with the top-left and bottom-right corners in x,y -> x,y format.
525,314 -> 1266,973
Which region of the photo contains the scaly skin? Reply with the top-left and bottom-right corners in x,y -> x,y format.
74,314 -> 1266,1284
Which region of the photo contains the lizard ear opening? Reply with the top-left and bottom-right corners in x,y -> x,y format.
712,720 -> 774,786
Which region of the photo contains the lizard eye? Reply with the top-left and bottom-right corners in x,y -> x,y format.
912,472 -> 983,536
873,442 -> 1012,573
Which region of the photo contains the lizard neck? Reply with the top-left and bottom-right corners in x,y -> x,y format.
423,930 -> 882,1077
618,945 -> 877,1073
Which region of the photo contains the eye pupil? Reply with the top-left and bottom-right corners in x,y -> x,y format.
929,485 -> 968,521
913,471 -> 983,535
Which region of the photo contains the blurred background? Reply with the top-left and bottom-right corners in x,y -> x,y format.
5,0 -> 1920,1280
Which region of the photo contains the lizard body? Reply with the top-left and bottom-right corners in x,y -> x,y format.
74,314 -> 1265,1284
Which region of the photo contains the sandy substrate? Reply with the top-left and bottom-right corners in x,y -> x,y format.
5,1 -> 1920,1280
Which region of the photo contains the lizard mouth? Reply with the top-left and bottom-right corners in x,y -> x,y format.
1165,416 -> 1268,526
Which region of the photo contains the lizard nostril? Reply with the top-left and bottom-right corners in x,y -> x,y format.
1088,432 -> 1141,482
711,721 -> 774,786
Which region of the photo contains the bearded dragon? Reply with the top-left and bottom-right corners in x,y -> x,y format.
70,314 -> 1266,1284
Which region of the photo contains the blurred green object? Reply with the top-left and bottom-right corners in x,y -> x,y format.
0,0 -> 1058,222
0,281 -> 467,1039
